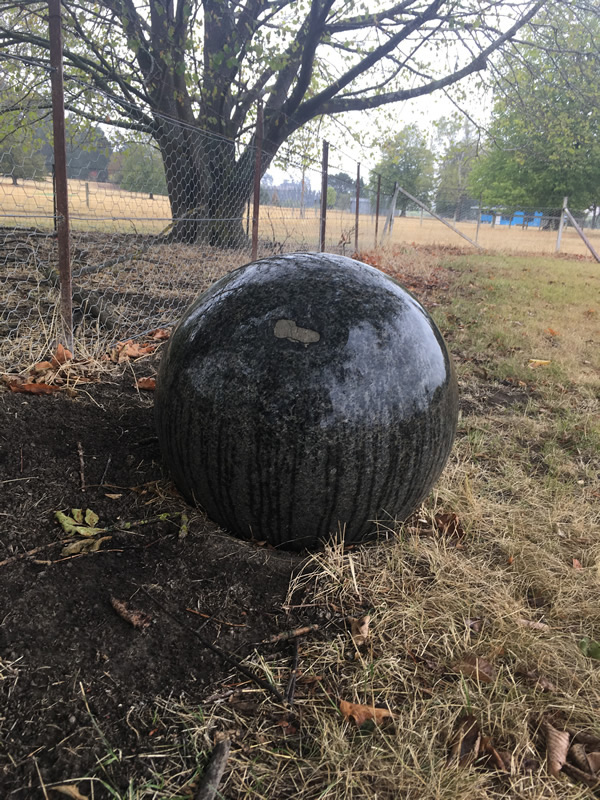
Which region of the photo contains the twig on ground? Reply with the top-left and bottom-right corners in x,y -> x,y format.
195,739 -> 231,800
186,608 -> 247,628
0,539 -> 75,568
33,758 -> 50,800
262,624 -> 319,644
77,441 -> 86,491
286,638 -> 300,706
137,586 -> 285,703
99,454 -> 112,486
1,512 -> 183,568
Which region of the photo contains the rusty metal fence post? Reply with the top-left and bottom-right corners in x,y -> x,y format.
354,162 -> 360,253
49,0 -> 72,350
319,140 -> 329,252
251,100 -> 263,260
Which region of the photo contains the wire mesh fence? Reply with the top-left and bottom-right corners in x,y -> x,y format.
1,86 -> 599,372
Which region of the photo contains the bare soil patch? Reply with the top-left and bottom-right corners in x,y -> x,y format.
0,362 -> 302,798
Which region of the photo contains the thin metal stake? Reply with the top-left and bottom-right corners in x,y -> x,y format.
251,100 -> 263,260
354,162 -> 360,253
319,140 -> 329,252
49,0 -> 73,351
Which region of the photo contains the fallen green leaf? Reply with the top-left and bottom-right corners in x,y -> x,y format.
85,508 -> 99,527
55,510 -> 104,538
579,637 -> 600,660
72,508 -> 84,523
61,536 -> 111,557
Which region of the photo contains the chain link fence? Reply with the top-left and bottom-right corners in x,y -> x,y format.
1,90 -> 599,372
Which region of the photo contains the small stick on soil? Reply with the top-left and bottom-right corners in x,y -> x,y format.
186,608 -> 247,628
286,638 -> 300,706
99,454 -> 112,486
0,539 -> 75,568
263,624 -> 319,644
137,586 -> 286,704
77,441 -> 86,491
33,758 -> 50,800
195,738 -> 231,800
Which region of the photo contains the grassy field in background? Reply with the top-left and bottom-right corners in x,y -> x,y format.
2,177 -> 599,256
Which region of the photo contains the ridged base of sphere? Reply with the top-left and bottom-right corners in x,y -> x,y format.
155,253 -> 458,550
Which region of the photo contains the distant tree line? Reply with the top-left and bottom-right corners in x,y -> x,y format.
0,103 -> 167,196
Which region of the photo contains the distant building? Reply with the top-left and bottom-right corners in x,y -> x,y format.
350,197 -> 371,215
480,210 -> 543,227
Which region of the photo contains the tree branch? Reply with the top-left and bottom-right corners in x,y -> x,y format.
304,0 -> 547,118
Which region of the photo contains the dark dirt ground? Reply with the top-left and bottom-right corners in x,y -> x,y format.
0,354 -> 304,799
0,263 -> 538,799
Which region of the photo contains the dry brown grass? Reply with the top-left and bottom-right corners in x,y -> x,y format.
2,177 -> 598,256
60,247 -> 597,800
3,233 -> 599,797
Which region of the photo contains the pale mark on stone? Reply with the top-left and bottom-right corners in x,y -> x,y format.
274,319 -> 320,346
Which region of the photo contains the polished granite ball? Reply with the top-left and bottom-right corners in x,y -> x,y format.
155,253 -> 458,549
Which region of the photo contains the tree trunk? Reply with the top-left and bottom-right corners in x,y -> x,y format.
156,120 -> 253,246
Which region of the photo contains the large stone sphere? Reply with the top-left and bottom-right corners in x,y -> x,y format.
155,253 -> 458,550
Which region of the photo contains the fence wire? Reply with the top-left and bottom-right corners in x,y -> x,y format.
1,98 -> 599,372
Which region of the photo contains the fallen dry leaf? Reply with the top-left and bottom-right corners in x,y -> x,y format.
350,615 -> 370,647
540,678 -> 556,696
150,328 -> 171,340
51,343 -> 73,366
434,511 -> 465,540
113,340 -> 156,362
33,360 -> 54,372
570,732 -> 600,750
586,752 -> 600,773
53,785 -> 88,800
517,617 -> 550,631
569,743 -> 591,772
481,736 -> 509,772
545,720 -> 570,778
528,358 -> 551,369
447,715 -> 481,767
136,377 -> 156,390
110,597 -> 152,630
518,669 -> 557,692
275,716 -> 298,735
61,536 -> 111,556
454,654 -> 497,684
8,381 -> 61,395
339,699 -> 393,727
573,558 -> 583,570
